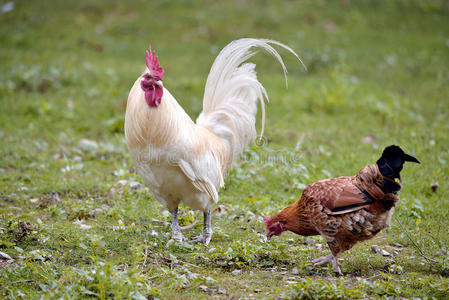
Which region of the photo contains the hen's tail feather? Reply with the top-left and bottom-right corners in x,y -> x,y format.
196,38 -> 302,169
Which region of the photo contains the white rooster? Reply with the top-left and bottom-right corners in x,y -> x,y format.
125,38 -> 301,245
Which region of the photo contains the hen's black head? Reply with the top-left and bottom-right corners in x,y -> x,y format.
376,145 -> 420,181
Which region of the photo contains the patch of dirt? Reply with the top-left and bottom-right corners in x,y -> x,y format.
8,221 -> 35,242
0,259 -> 14,269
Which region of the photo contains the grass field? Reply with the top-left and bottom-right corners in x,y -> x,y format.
1,0 -> 449,298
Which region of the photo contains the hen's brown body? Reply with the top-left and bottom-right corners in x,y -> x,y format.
265,146 -> 419,274
283,165 -> 397,251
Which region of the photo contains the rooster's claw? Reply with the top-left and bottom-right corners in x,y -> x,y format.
191,231 -> 212,246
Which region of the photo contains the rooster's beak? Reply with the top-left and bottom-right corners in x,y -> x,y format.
155,80 -> 163,87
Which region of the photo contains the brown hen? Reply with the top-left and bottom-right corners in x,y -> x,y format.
265,145 -> 419,275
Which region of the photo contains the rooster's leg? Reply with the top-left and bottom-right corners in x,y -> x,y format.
191,210 -> 212,246
170,207 -> 184,243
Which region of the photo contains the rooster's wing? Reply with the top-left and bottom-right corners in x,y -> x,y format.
178,150 -> 224,204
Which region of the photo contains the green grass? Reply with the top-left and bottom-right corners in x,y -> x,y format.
1,0 -> 449,298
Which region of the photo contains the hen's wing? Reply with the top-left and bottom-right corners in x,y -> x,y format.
306,177 -> 373,216
327,184 -> 373,215
178,150 -> 224,203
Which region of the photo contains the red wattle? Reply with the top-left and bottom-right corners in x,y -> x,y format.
141,79 -> 163,107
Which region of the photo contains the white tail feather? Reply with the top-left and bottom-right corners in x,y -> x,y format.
196,38 -> 302,168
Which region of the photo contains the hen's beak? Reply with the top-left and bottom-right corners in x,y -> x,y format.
266,233 -> 272,240
404,153 -> 420,164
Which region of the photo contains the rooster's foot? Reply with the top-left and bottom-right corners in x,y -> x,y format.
167,208 -> 184,246
191,211 -> 212,245
166,231 -> 184,247
191,230 -> 212,246
172,230 -> 184,243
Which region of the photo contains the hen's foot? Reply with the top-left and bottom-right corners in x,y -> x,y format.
312,254 -> 333,266
312,254 -> 342,276
331,258 -> 343,276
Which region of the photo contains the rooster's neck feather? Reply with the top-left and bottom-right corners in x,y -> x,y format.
125,80 -> 193,148
125,78 -> 228,175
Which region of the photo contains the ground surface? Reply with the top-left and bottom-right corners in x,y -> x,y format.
1,0 -> 448,299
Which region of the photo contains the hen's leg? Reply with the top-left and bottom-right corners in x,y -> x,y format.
312,235 -> 343,275
192,210 -> 212,246
312,254 -> 333,266
311,254 -> 342,276
330,254 -> 342,276
328,242 -> 343,276
170,207 -> 184,243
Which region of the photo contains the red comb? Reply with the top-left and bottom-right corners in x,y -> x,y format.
145,44 -> 164,81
